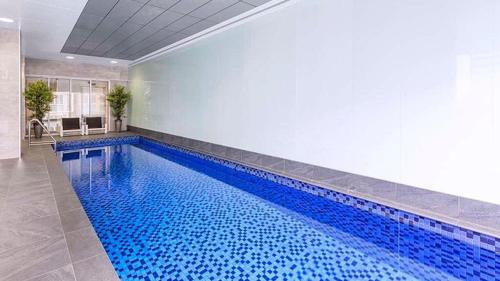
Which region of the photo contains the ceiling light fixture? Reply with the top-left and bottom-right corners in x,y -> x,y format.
110,60 -> 118,64
0,17 -> 14,23
65,56 -> 75,59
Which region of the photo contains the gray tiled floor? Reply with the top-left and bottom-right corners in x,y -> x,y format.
0,140 -> 120,281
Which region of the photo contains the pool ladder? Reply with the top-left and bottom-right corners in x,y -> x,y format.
28,119 -> 57,150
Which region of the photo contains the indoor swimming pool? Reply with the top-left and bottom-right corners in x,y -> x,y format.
57,137 -> 500,281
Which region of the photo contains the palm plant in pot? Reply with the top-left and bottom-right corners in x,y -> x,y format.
23,80 -> 54,138
107,85 -> 131,132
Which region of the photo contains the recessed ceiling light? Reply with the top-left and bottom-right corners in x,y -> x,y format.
65,56 -> 75,59
0,17 -> 14,23
110,60 -> 118,64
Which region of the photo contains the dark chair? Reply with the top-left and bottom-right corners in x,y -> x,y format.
60,117 -> 84,137
84,116 -> 107,135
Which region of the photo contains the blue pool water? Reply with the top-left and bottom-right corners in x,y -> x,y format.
59,140 -> 499,281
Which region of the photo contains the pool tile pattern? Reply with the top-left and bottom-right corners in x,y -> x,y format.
56,136 -> 500,253
127,126 -> 500,239
57,135 -> 140,151
57,138 -> 500,281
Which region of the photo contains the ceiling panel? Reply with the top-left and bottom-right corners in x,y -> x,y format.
64,28 -> 92,48
181,19 -> 217,36
120,39 -> 157,56
62,0 -> 273,60
104,26 -> 158,56
84,0 -> 119,17
208,2 -> 254,23
127,32 -> 189,59
116,22 -> 144,35
190,0 -> 238,19
148,0 -> 179,10
83,18 -> 122,42
147,10 -> 184,29
74,13 -> 104,31
166,15 -> 200,32
90,22 -> 143,55
107,0 -> 144,21
169,0 -> 210,14
128,35 -> 176,57
91,43 -> 116,56
242,0 -> 271,5
120,28 -> 176,57
129,5 -> 165,25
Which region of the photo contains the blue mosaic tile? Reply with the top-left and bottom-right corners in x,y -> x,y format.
56,136 -> 140,151
138,137 -> 500,250
58,137 -> 500,280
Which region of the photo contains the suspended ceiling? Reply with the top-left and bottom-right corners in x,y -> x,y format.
62,0 -> 273,61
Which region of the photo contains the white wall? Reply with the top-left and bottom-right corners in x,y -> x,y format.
129,0 -> 500,205
0,28 -> 21,159
25,58 -> 129,81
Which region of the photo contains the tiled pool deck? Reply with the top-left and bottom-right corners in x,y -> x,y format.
0,130 -> 499,280
0,133 -> 133,281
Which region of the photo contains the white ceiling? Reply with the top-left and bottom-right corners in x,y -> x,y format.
0,0 -> 131,66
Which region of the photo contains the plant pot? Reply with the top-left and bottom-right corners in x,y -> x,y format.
34,123 -> 43,139
115,119 -> 122,132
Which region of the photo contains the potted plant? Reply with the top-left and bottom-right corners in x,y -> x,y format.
23,80 -> 54,138
107,85 -> 131,132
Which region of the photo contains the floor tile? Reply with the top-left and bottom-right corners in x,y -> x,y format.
0,196 -> 58,224
224,147 -> 242,161
66,227 -> 105,262
326,174 -> 368,190
241,151 -> 262,166
55,193 -> 82,213
458,197 -> 500,229
0,214 -> 63,253
284,160 -> 316,178
5,186 -> 53,203
350,179 -> 398,202
0,236 -> 70,281
261,155 -> 285,172
26,264 -> 76,281
9,170 -> 49,186
0,158 -> 18,169
49,173 -> 72,187
0,194 -> 5,214
0,182 -> 8,197
60,208 -> 91,233
311,166 -> 349,182
7,179 -> 52,193
397,186 -> 460,218
73,254 -> 119,281
52,181 -> 76,199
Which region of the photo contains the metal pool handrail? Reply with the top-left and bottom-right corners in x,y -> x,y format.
28,118 -> 57,150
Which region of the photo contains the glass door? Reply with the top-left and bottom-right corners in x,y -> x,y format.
71,80 -> 90,118
47,78 -> 70,133
90,81 -> 108,118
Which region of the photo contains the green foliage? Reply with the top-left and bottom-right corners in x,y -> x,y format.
23,80 -> 54,121
107,85 -> 131,120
